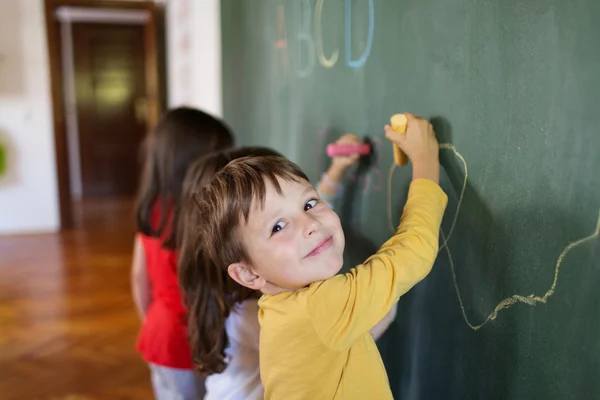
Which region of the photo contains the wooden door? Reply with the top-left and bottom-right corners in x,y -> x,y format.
72,23 -> 147,197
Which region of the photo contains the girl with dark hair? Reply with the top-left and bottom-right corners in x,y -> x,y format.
131,107 -> 233,399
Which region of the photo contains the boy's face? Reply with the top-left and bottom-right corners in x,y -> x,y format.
234,177 -> 345,294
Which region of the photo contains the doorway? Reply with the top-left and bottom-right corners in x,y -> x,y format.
72,22 -> 147,197
45,0 -> 165,228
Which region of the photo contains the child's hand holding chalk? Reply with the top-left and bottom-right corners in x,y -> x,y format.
389,113 -> 409,166
329,133 -> 363,171
385,113 -> 440,183
320,133 -> 362,198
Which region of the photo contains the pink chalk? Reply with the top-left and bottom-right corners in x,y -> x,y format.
326,143 -> 371,157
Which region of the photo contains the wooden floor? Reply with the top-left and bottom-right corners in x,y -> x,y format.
0,198 -> 153,400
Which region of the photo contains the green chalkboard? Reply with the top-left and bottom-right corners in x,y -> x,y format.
222,1 -> 600,398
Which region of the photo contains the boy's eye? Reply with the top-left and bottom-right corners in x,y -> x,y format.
271,221 -> 287,234
304,199 -> 318,211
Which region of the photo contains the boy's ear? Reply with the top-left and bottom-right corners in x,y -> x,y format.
228,262 -> 266,291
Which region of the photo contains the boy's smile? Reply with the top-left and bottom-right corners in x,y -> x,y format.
304,236 -> 334,258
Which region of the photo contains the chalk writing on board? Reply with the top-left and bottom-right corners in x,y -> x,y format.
275,0 -> 374,75
345,0 -> 374,68
315,0 -> 339,68
387,144 -> 600,330
294,0 -> 315,78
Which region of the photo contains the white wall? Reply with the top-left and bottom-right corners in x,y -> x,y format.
0,0 -> 60,235
166,0 -> 222,116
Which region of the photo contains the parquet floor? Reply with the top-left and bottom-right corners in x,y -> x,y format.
0,198 -> 153,400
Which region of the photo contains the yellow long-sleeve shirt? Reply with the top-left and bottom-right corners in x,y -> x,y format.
257,179 -> 448,399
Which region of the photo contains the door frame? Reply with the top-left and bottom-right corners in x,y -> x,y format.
44,0 -> 164,229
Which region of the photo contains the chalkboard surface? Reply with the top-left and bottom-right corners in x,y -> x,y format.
222,1 -> 600,398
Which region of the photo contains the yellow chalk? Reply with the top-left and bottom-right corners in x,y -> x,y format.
390,113 -> 408,166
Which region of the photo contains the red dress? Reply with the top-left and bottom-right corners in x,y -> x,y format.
136,204 -> 193,369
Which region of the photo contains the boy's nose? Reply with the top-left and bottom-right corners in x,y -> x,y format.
303,215 -> 321,237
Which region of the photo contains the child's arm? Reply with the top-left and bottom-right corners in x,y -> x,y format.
306,114 -> 447,350
317,133 -> 400,341
131,235 -> 151,321
316,133 -> 361,204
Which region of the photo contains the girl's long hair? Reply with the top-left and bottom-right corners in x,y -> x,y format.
178,147 -> 283,375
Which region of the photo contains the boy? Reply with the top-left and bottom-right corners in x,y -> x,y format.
191,114 -> 448,399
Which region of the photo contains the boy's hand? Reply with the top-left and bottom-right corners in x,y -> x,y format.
385,113 -> 440,183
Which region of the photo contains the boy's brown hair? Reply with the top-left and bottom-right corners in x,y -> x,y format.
195,155 -> 309,270
178,151 -> 308,375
